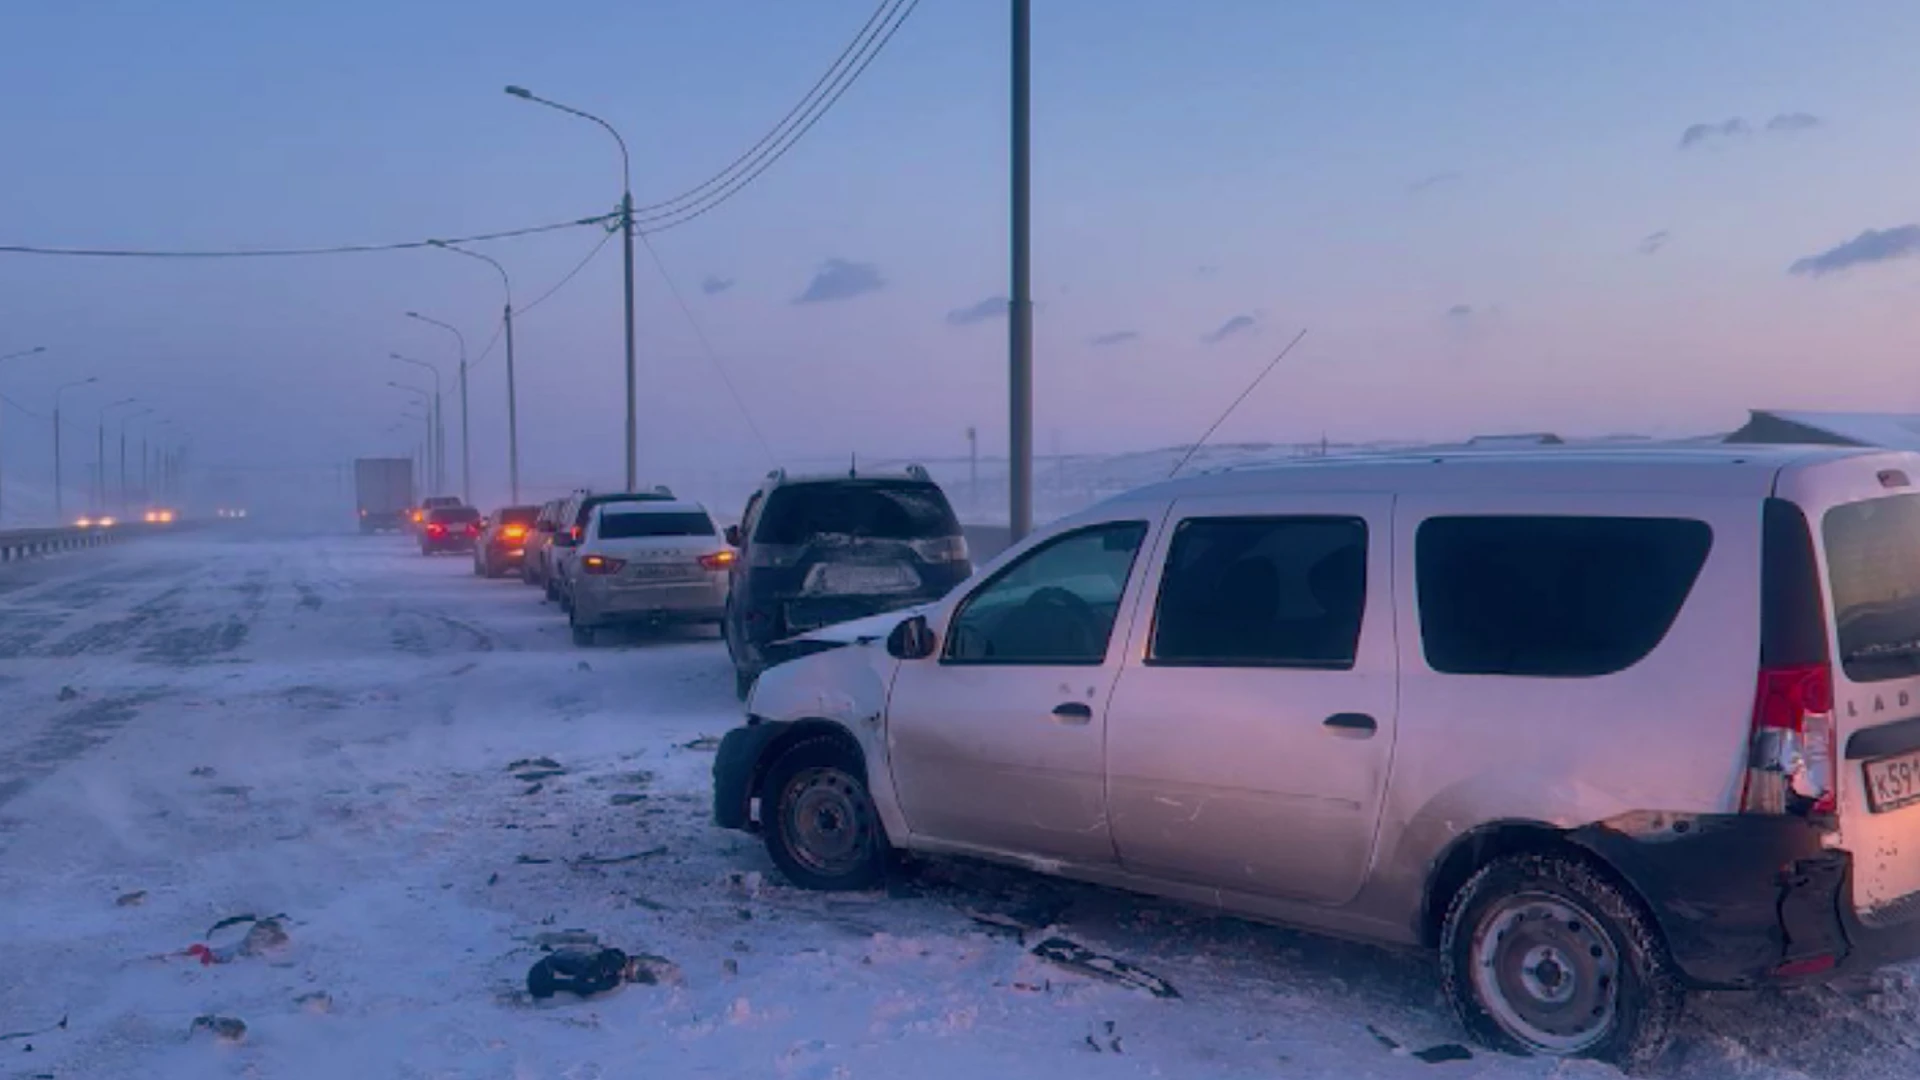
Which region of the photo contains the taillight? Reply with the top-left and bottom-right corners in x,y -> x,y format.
1742,663 -> 1837,816
582,555 -> 625,575
503,524 -> 528,541
428,524 -> 446,537
699,550 -> 737,571
570,525 -> 583,543
467,524 -> 480,537
911,535 -> 970,564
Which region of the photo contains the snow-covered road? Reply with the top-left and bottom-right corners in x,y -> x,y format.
2,530 -> 1914,1079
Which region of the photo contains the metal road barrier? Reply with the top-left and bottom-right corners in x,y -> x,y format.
0,522 -> 183,564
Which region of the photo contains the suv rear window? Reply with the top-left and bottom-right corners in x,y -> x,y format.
599,511 -> 715,539
756,482 -> 959,545
499,506 -> 539,526
429,507 -> 480,524
1417,515 -> 1712,677
1824,494 -> 1920,682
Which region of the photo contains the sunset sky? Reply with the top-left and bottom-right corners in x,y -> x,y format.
4,0 -> 1920,507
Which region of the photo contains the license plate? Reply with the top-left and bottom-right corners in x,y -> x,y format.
627,563 -> 698,581
1866,750 -> 1920,813
820,565 -> 915,593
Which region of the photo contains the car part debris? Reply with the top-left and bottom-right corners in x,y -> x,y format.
189,1015 -> 247,1043
526,947 -> 630,999
114,890 -> 147,907
1030,937 -> 1179,999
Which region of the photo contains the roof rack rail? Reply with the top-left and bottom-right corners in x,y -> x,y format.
766,467 -> 786,483
904,463 -> 931,482
651,484 -> 674,496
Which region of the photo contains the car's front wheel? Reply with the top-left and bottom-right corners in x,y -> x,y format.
760,739 -> 887,891
1440,852 -> 1684,1071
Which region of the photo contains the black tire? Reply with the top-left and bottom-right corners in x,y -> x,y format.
544,579 -> 559,603
570,622 -> 595,647
1440,852 -> 1684,1072
759,738 -> 887,891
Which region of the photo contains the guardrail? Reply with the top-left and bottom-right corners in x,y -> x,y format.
0,523 -> 170,564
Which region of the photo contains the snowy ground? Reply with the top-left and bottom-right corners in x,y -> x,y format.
2,530 -> 1916,1080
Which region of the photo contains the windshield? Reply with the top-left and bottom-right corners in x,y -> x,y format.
598,511 -> 715,539
757,482 -> 959,545
1825,494 -> 1920,681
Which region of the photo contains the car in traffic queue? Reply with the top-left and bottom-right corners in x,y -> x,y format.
473,504 -> 540,578
409,495 -> 463,534
418,504 -> 480,556
564,499 -> 732,646
521,497 -> 569,590
547,487 -> 677,607
721,466 -> 970,699
713,446 -> 1920,1069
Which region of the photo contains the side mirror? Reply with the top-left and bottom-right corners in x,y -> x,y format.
886,615 -> 937,661
725,524 -> 742,548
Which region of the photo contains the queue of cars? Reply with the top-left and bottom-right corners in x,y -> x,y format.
395,446 -> 1920,1067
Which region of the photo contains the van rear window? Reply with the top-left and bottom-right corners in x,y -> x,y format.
1824,494 -> 1920,682
1417,516 -> 1712,677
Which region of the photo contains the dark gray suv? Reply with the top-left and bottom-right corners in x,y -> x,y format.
721,466 -> 970,698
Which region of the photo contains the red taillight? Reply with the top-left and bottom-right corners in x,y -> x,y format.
428,524 -> 446,537
570,525 -> 583,543
581,555 -> 625,575
466,524 -> 480,537
699,550 -> 737,571
1742,663 -> 1837,816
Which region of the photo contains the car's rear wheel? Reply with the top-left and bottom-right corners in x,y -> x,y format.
760,739 -> 886,891
1441,852 -> 1684,1071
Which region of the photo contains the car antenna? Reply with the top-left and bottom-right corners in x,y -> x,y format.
1166,326 -> 1309,479
849,452 -> 857,479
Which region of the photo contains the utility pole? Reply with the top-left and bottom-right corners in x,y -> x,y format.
966,426 -> 979,514
1008,0 -> 1034,541
51,375 -> 93,525
504,85 -> 637,491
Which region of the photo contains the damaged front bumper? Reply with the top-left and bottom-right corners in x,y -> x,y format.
1572,812 -> 1920,989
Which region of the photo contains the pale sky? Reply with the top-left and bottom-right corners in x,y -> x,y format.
4,0 -> 1920,511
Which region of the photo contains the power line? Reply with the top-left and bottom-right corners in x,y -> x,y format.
0,213 -> 614,259
520,228 -> 617,316
638,0 -> 921,235
1,394 -> 47,420
634,0 -> 895,217
638,232 -> 776,464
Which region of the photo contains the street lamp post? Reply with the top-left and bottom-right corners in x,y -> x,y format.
390,353 -> 444,494
97,398 -> 138,514
505,85 -> 637,490
118,407 -> 153,516
405,313 -> 469,504
1009,0 -> 1034,541
0,345 -> 47,525
431,241 -> 521,504
391,384 -> 434,489
52,375 -> 96,524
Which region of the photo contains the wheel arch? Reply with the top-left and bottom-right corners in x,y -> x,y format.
1419,819 -> 1654,949
747,719 -> 870,826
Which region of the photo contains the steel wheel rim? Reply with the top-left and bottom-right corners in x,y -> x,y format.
780,767 -> 873,877
1470,892 -> 1620,1054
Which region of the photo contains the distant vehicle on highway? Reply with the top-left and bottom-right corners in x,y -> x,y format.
141,508 -> 176,524
214,507 -> 248,520
354,457 -> 414,534
563,499 -> 731,646
547,487 -> 677,606
409,495 -> 463,534
418,505 -> 480,556
721,465 -> 969,698
472,505 -> 540,578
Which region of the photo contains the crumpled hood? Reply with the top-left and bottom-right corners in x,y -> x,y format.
779,606 -> 928,648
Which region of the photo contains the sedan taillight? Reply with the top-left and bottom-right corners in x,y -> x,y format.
582,555 -> 626,575
698,550 -> 737,571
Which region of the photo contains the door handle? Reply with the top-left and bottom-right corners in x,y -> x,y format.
1323,712 -> 1377,737
1051,702 -> 1094,725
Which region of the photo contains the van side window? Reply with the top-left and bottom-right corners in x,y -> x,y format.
1149,517 -> 1367,669
946,522 -> 1148,665
1417,516 -> 1712,677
